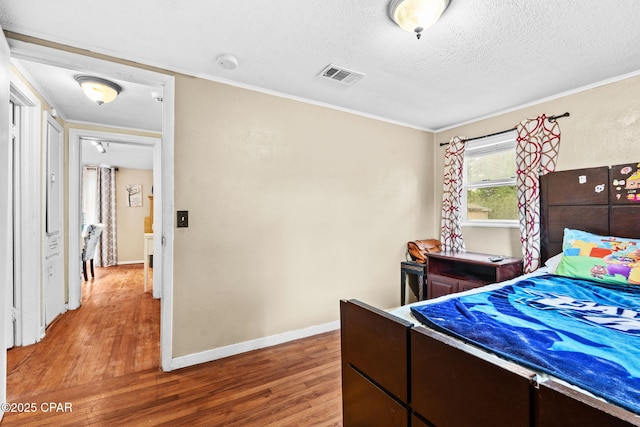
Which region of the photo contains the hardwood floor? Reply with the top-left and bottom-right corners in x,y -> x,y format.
3,264 -> 343,426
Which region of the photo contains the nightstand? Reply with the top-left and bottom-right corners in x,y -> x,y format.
400,261 -> 427,305
424,251 -> 523,299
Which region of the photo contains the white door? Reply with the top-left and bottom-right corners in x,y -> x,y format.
44,112 -> 65,326
0,24 -> 13,419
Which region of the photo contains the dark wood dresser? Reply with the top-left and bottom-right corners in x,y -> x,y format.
425,251 -> 523,299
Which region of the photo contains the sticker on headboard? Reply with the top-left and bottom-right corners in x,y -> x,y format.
595,184 -> 605,193
578,175 -> 587,184
611,162 -> 640,203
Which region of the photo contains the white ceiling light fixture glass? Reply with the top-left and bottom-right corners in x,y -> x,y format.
90,140 -> 107,154
75,76 -> 122,105
388,0 -> 450,39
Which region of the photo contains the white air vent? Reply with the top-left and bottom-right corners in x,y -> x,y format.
318,64 -> 365,86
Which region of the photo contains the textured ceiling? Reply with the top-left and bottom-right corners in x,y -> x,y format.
2,0 -> 640,131
14,54 -> 164,132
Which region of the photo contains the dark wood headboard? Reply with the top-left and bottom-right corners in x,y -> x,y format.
540,162 -> 640,263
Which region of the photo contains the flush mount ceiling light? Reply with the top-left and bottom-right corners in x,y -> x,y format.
91,140 -> 107,154
75,76 -> 122,105
388,0 -> 450,39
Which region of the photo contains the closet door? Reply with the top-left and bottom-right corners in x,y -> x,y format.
44,112 -> 65,326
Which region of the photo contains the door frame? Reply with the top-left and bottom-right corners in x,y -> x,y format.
68,129 -> 162,307
1,23 -> 11,419
9,67 -> 43,347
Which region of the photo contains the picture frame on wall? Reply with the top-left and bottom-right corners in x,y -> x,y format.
126,184 -> 143,207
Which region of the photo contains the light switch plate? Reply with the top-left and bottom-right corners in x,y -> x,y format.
177,210 -> 188,227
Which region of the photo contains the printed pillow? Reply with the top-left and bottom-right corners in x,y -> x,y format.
555,228 -> 640,285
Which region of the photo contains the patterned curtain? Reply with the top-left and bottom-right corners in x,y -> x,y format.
96,167 -> 118,267
516,115 -> 560,273
440,136 -> 467,251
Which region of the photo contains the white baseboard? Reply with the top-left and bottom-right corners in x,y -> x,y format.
117,260 -> 144,265
170,320 -> 340,370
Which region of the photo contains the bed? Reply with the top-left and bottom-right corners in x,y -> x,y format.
340,162 -> 640,426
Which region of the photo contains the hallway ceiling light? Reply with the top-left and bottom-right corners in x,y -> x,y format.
91,140 -> 107,154
75,76 -> 122,105
388,0 -> 450,39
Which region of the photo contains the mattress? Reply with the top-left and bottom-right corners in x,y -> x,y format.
391,270 -> 640,415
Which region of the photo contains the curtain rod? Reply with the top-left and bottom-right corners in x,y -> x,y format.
83,165 -> 119,171
438,112 -> 570,147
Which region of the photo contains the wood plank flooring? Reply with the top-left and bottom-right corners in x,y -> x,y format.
3,264 -> 343,426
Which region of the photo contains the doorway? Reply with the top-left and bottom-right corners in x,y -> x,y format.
69,129 -> 162,307
5,39 -> 175,373
8,70 -> 44,348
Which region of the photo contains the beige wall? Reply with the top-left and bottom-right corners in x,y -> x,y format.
434,74 -> 640,257
173,75 -> 434,356
115,168 -> 153,263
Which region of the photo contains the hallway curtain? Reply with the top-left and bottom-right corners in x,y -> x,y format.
440,136 -> 467,251
516,114 -> 560,273
96,167 -> 117,267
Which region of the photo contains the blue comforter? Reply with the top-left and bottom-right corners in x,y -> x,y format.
410,274 -> 640,414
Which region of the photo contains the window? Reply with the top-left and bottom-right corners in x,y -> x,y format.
462,130 -> 518,226
82,166 -> 98,228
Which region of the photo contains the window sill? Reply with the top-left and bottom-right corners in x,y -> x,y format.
461,220 -> 519,228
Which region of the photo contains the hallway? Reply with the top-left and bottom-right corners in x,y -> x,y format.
7,264 -> 160,399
